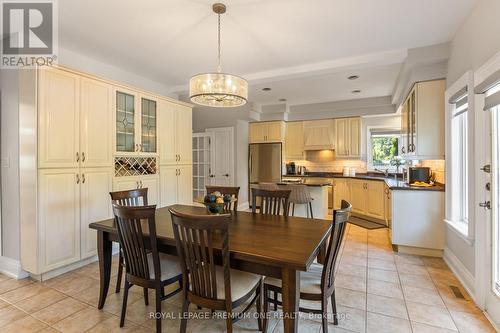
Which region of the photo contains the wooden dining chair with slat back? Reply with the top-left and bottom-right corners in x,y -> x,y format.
262,200 -> 352,333
112,204 -> 182,333
169,208 -> 263,333
109,188 -> 148,297
251,188 -> 291,216
205,186 -> 240,212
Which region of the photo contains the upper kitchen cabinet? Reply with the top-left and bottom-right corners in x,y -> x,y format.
38,68 -> 113,169
335,117 -> 361,158
400,80 -> 445,159
285,121 -> 304,160
249,121 -> 285,143
115,88 -> 158,155
38,67 -> 80,168
303,119 -> 335,150
158,100 -> 193,165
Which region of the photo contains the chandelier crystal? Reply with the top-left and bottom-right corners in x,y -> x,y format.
189,3 -> 248,107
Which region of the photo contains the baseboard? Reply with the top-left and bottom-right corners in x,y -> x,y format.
0,256 -> 29,280
238,201 -> 250,211
396,245 -> 443,257
443,246 -> 476,303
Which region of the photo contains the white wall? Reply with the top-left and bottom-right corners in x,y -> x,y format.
444,0 -> 500,280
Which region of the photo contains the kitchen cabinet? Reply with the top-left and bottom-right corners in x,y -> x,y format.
333,178 -> 350,210
115,89 -> 159,155
350,179 -> 366,215
159,165 -> 193,207
365,180 -> 385,220
80,168 -> 113,259
400,80 -> 445,159
113,175 -> 159,205
285,122 -> 304,160
303,119 -> 335,150
335,118 -> 361,158
38,68 -> 80,169
249,121 -> 285,143
384,185 -> 392,229
158,101 -> 193,165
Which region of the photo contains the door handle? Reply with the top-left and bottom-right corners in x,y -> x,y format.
76,152 -> 79,162
479,201 -> 491,210
481,164 -> 491,173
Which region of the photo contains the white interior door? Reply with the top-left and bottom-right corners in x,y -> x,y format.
206,127 -> 234,187
192,133 -> 212,198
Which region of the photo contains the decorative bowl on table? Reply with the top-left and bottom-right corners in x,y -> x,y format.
195,192 -> 236,215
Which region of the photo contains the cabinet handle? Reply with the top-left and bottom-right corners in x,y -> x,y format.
82,173 -> 85,183
82,152 -> 85,162
178,155 -> 181,162
139,144 -> 143,152
136,181 -> 140,189
401,146 -> 405,154
223,174 -> 229,177
76,152 -> 79,162
140,180 -> 143,188
76,174 -> 80,184
135,144 -> 138,152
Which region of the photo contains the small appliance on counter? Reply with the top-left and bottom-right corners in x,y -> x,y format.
408,167 -> 431,185
286,162 -> 296,175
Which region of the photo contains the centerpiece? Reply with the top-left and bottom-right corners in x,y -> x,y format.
196,191 -> 236,214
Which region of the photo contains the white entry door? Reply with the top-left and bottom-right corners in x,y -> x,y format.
206,127 -> 234,187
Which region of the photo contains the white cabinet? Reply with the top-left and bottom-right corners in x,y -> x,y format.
113,175 -> 159,205
80,78 -> 113,167
333,178 -> 350,210
159,165 -> 193,207
249,121 -> 285,143
38,68 -> 80,168
400,80 -> 445,159
38,169 -> 81,271
303,120 -> 335,150
335,118 -> 361,158
80,168 -> 113,259
115,89 -> 159,155
159,101 -> 193,165
285,122 -> 304,160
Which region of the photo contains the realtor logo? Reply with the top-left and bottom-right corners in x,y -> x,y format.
1,0 -> 58,68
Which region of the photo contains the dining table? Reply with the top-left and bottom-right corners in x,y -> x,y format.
89,204 -> 332,333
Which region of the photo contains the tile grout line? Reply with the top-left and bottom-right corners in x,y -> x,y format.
393,246 -> 414,333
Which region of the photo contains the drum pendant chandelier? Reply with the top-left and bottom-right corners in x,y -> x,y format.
189,3 -> 248,107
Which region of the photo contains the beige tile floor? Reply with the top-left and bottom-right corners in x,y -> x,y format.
0,224 -> 496,332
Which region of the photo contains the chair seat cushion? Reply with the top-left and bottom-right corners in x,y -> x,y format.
264,262 -> 323,294
147,253 -> 182,281
216,267 -> 261,301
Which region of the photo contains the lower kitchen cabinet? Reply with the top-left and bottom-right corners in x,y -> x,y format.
365,180 -> 385,220
113,175 -> 159,205
159,165 -> 193,207
333,178 -> 350,210
350,179 -> 366,215
335,178 -> 386,221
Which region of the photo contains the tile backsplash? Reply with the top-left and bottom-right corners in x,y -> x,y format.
288,159 -> 367,173
418,159 -> 445,184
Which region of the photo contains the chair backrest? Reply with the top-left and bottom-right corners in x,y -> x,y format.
251,188 -> 291,216
169,208 -> 232,304
205,186 -> 240,212
112,204 -> 161,282
286,184 -> 313,204
321,200 -> 352,293
110,188 -> 148,206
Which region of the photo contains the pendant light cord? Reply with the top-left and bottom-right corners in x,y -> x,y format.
217,12 -> 222,73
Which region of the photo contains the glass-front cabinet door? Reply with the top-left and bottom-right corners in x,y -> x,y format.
140,97 -> 157,153
116,91 -> 136,153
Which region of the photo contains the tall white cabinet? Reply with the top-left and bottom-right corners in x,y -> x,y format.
19,66 -> 192,276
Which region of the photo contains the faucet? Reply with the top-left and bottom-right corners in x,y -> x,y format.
374,168 -> 389,177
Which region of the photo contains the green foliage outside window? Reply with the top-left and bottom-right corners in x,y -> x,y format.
372,136 -> 399,165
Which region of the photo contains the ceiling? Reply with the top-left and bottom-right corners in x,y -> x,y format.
59,0 -> 477,105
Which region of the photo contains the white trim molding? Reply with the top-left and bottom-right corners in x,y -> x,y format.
443,247 -> 477,305
444,219 -> 474,246
0,256 -> 29,280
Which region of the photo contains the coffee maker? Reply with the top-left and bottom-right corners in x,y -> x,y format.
286,162 -> 296,175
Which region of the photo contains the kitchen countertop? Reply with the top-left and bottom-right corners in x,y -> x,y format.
282,173 -> 445,192
277,178 -> 333,187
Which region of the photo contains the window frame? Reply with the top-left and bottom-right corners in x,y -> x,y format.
366,126 -> 401,172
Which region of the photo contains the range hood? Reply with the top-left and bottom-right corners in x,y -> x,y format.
303,120 -> 335,150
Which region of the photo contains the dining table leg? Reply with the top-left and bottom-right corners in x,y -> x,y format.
97,230 -> 112,309
281,268 -> 300,333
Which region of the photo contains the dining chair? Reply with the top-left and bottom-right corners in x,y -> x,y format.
169,208 -> 263,333
251,188 -> 291,216
205,185 -> 240,212
262,200 -> 352,333
109,188 -> 148,296
286,184 -> 314,218
112,204 -> 183,333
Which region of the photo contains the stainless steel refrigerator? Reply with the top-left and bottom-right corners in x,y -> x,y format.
248,143 -> 282,207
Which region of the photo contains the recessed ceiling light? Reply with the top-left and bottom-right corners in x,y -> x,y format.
278,98 -> 287,102
352,90 -> 361,93
262,87 -> 271,91
348,75 -> 359,80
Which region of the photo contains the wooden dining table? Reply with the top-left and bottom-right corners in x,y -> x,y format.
89,204 -> 332,333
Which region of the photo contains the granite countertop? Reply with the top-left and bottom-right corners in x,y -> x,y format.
277,178 -> 333,187
282,173 -> 445,192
